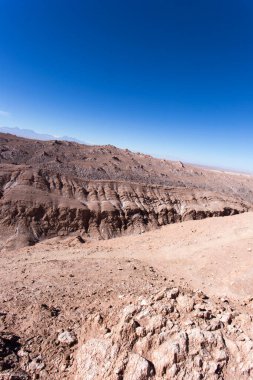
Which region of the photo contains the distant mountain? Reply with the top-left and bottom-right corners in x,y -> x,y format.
60,135 -> 85,143
0,126 -> 85,144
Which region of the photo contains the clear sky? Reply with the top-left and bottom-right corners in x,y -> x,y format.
0,0 -> 253,171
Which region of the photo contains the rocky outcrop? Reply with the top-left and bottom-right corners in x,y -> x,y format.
74,287 -> 253,380
0,165 -> 250,250
3,285 -> 253,379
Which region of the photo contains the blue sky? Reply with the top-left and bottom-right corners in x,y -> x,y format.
0,0 -> 253,171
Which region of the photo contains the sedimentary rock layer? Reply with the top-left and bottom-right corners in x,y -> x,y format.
0,165 -> 249,249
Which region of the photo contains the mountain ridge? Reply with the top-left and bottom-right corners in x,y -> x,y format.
0,126 -> 85,143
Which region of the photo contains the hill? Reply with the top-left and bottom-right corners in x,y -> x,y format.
0,132 -> 252,249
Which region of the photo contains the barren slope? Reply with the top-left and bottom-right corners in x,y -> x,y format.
0,133 -> 252,249
1,133 -> 253,199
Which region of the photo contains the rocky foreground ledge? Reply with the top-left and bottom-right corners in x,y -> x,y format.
1,285 -> 253,380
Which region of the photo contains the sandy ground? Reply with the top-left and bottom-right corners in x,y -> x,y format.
2,212 -> 253,302
1,212 -> 253,378
91,211 -> 253,300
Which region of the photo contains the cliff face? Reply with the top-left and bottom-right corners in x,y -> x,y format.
0,165 -> 249,250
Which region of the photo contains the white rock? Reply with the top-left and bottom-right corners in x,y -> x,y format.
58,330 -> 77,346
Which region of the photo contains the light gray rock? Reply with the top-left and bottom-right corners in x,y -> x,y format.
124,353 -> 155,380
75,338 -> 119,380
58,330 -> 77,346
